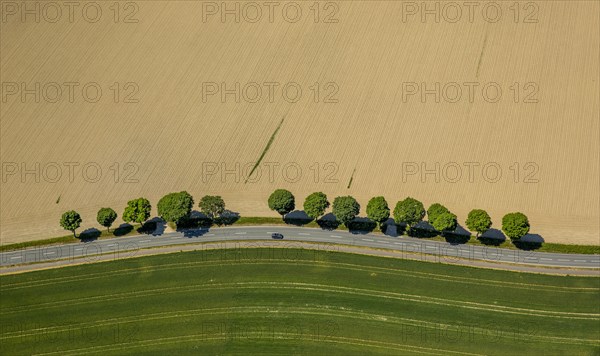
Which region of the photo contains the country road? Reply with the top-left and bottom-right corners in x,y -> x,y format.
1,226 -> 599,275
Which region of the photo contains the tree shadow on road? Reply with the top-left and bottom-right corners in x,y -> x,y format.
215,210 -> 240,226
381,219 -> 398,236
79,228 -> 101,242
148,217 -> 166,236
513,234 -> 544,250
316,213 -> 339,230
406,222 -> 437,238
284,210 -> 313,226
178,211 -> 213,229
113,223 -> 133,236
137,221 -> 157,234
175,210 -> 239,237
181,228 -> 210,238
348,217 -> 377,235
442,224 -> 472,245
478,228 -> 506,246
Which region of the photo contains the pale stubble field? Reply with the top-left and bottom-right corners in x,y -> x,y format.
1,1 -> 598,245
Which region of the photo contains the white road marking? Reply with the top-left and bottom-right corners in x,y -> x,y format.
2,228 -> 593,272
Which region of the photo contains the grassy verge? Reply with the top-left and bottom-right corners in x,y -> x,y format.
0,223 -> 144,252
232,216 -> 288,225
0,235 -> 78,252
424,234 -> 600,254
537,242 -> 600,254
1,249 -> 598,355
1,218 -> 598,255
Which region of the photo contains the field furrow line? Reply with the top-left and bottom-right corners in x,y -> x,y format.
2,282 -> 598,320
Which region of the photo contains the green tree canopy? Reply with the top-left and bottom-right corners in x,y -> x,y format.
303,192 -> 330,220
268,189 -> 295,216
332,196 -> 360,227
366,196 -> 390,226
502,212 -> 530,240
96,207 -> 117,232
431,212 -> 458,234
465,209 -> 492,237
393,197 -> 425,232
427,203 -> 449,222
157,192 -> 194,224
199,195 -> 226,220
123,197 -> 152,226
60,210 -> 82,238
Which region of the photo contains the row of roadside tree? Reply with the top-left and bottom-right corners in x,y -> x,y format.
267,189 -> 531,240
59,189 -> 531,242
59,192 -> 226,237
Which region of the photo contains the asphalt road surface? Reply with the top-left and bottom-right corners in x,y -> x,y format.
1,226 -> 598,273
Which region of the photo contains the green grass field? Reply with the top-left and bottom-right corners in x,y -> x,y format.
1,249 -> 599,355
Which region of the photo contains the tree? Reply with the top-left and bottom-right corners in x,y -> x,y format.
502,212 -> 530,240
393,197 -> 425,233
123,197 -> 152,227
199,195 -> 226,220
97,207 -> 117,232
366,196 -> 390,227
427,203 -> 449,222
60,210 -> 82,238
157,192 -> 194,224
332,196 -> 360,227
268,189 -> 295,216
303,192 -> 330,220
465,209 -> 492,237
431,212 -> 458,235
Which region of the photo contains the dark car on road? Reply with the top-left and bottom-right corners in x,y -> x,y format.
271,233 -> 284,239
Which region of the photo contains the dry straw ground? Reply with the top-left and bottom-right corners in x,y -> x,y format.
1,1 -> 598,244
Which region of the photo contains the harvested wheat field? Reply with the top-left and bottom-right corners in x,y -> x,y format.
0,1 -> 598,245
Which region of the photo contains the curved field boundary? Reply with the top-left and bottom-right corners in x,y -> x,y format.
2,240 -> 599,278
2,259 -> 596,293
